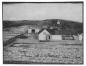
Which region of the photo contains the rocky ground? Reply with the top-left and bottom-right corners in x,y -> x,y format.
3,41 -> 83,64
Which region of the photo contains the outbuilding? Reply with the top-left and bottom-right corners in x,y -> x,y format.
50,35 -> 62,41
79,33 -> 83,40
38,29 -> 50,41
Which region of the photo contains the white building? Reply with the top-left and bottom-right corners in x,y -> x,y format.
35,28 -> 40,33
79,33 -> 83,40
38,29 -> 50,41
73,35 -> 79,40
38,29 -> 62,41
28,29 -> 32,33
28,25 -> 40,34
51,35 -> 62,41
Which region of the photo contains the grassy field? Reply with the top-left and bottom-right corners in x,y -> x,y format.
3,40 -> 83,64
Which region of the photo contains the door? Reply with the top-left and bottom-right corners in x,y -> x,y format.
46,35 -> 50,40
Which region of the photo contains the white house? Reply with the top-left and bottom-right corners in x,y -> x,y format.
73,35 -> 79,40
38,29 -> 50,41
35,28 -> 40,33
73,33 -> 83,41
79,33 -> 83,40
38,29 -> 62,41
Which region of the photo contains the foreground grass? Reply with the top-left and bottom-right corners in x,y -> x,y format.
3,41 -> 83,64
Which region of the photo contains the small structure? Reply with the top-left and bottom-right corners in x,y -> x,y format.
28,25 -> 40,34
73,33 -> 83,40
62,35 -> 74,40
38,29 -> 50,41
28,29 -> 32,34
61,30 -> 74,40
51,35 -> 62,41
79,33 -> 83,40
35,28 -> 40,33
73,35 -> 79,40
57,20 -> 61,24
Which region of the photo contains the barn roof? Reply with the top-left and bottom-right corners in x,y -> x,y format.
47,29 -> 55,35
38,29 -> 55,34
38,28 -> 75,35
38,29 -> 45,34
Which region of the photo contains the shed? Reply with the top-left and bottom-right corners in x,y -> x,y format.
73,35 -> 79,40
79,33 -> 83,40
28,27 -> 40,34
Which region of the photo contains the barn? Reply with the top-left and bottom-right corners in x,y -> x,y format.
38,29 -> 62,41
38,29 -> 75,41
38,29 -> 50,41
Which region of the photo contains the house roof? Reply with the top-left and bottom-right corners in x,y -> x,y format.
47,29 -> 55,35
38,29 -> 55,34
38,29 -> 45,34
38,29 -> 75,35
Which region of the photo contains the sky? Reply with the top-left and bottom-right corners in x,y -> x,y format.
3,3 -> 83,22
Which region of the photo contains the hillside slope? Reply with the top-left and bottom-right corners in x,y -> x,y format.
3,19 -> 83,34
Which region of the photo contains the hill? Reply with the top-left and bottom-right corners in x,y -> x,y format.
3,19 -> 83,34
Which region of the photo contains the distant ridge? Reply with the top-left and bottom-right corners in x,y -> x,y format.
3,19 -> 83,34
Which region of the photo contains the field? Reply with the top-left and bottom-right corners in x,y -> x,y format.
3,27 -> 83,64
3,38 -> 83,64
